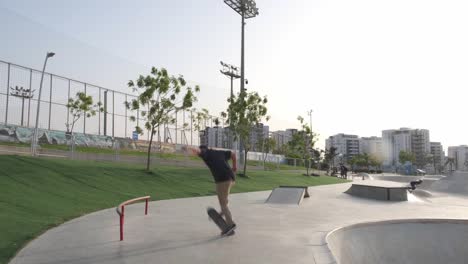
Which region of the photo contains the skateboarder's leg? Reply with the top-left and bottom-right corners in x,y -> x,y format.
216,180 -> 235,226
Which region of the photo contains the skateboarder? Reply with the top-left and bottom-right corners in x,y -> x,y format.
185,145 -> 237,235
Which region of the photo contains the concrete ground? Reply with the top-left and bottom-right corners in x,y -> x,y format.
9,174 -> 468,264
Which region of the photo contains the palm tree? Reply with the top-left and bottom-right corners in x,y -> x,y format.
426,154 -> 436,174
445,158 -> 456,174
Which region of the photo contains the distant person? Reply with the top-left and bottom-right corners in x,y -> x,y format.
339,164 -> 345,179
343,165 -> 348,179
185,145 -> 237,235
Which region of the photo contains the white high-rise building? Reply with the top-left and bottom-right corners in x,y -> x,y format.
430,142 -> 445,172
325,134 -> 360,164
447,145 -> 468,171
271,129 -> 297,152
199,127 -> 225,148
249,123 -> 269,152
202,123 -> 269,151
382,128 -> 430,168
360,136 -> 383,160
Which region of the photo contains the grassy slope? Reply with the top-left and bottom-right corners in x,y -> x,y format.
0,141 -> 310,169
0,155 -> 346,264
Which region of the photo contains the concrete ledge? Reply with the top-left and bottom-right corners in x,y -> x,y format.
345,181 -> 409,201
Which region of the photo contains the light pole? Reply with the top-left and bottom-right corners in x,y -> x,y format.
307,109 -> 313,132
31,52 -> 55,156
220,61 -> 240,97
224,0 -> 259,172
10,86 -> 34,126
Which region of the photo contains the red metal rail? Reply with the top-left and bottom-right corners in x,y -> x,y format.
116,196 -> 150,241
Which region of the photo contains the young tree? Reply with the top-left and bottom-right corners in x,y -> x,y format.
222,91 -> 269,177
191,108 -> 210,132
273,144 -> 288,155
311,149 -> 323,171
360,153 -> 372,171
66,92 -> 102,134
258,137 -> 276,170
370,155 -> 383,170
126,67 -> 199,171
65,92 -> 102,153
348,154 -> 360,171
294,116 -> 317,176
399,150 -> 416,165
323,146 -> 338,170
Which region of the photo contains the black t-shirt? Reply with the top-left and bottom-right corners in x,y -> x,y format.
199,149 -> 235,183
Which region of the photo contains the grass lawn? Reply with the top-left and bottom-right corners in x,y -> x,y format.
0,155 -> 346,264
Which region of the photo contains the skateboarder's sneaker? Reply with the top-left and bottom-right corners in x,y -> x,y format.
221,223 -> 237,236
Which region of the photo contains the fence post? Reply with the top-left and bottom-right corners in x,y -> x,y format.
5,63 -> 10,124
114,139 -> 120,161
83,83 -> 87,134
112,91 -> 115,138
190,110 -> 193,146
28,69 -> 32,127
182,110 -> 185,145
98,87 -> 101,135
125,94 -> 127,138
66,80 -> 71,131
136,109 -> 139,130
103,90 -> 107,136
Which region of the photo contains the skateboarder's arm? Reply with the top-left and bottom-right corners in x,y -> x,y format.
231,151 -> 237,173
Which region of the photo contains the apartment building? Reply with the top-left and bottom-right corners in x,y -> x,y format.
325,134 -> 360,164
382,128 -> 430,168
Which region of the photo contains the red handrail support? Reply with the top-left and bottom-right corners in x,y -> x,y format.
116,196 -> 151,241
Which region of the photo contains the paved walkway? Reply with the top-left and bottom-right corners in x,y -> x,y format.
10,181 -> 468,264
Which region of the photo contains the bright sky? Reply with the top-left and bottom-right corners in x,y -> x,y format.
1,0 -> 467,151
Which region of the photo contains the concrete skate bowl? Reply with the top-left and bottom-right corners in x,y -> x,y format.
369,175 -> 444,189
427,171 -> 468,195
326,219 -> 468,264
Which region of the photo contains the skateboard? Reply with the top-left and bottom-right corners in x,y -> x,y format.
207,207 -> 234,236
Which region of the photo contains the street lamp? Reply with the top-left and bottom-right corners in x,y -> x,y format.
223,0 -> 259,172
10,86 -> 35,126
220,61 -> 241,97
31,52 -> 55,156
307,109 -> 313,133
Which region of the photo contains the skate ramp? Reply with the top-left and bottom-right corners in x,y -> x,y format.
427,171 -> 468,195
265,187 -> 306,205
327,219 -> 468,264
